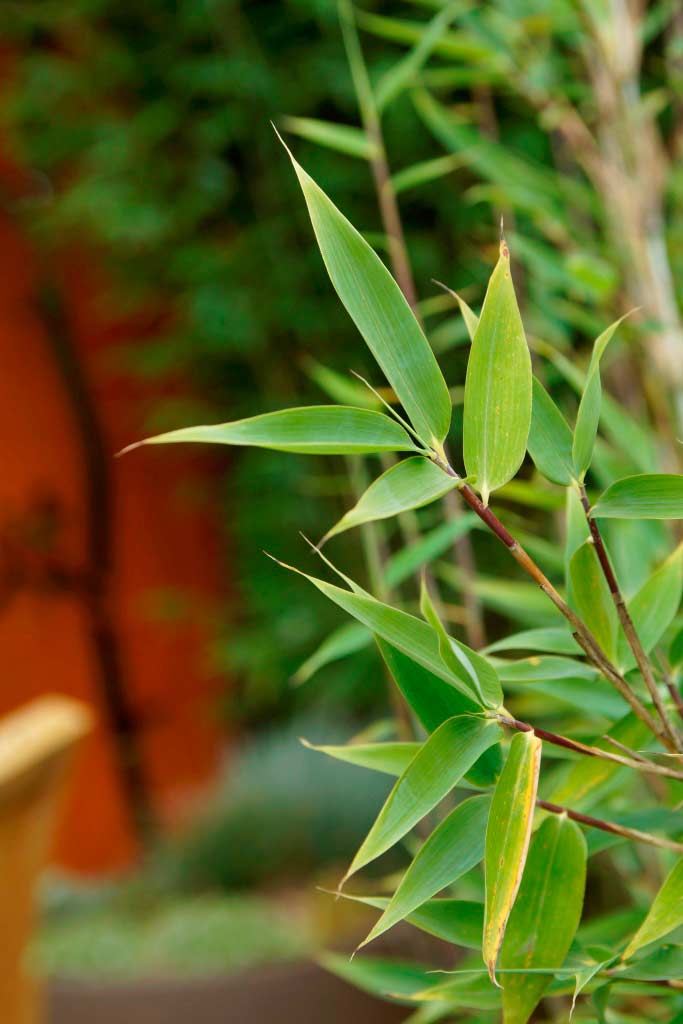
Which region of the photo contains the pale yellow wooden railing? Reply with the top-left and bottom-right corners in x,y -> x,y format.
0,696 -> 92,1024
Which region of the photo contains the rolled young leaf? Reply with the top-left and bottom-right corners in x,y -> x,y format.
121,406 -> 418,456
320,456 -> 458,544
463,240 -> 532,506
592,474 -> 683,519
484,730 -> 542,984
280,135 -> 452,451
572,316 -> 627,480
500,815 -> 587,1024
527,377 -> 575,486
343,717 -> 501,883
622,857 -> 683,960
357,794 -> 492,948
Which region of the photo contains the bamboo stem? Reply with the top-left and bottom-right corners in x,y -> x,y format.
537,799 -> 683,855
578,484 -> 683,752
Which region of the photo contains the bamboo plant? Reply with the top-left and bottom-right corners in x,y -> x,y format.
125,136 -> 683,1021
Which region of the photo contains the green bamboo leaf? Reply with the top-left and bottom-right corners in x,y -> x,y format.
527,377 -> 575,486
420,578 -> 501,707
500,815 -> 587,1024
569,540 -> 619,663
484,627 -> 579,657
592,474 -> 683,519
277,562 -> 496,705
377,640 -> 503,789
565,486 -> 590,592
391,154 -> 464,195
358,795 -> 492,948
617,545 -> 683,672
301,737 -> 419,776
337,892 -> 484,949
622,858 -> 683,960
320,953 -> 440,1002
671,624 -> 683,667
281,115 -> 376,160
321,457 -> 458,544
303,357 -> 381,409
620,943 -> 683,981
293,622 -> 371,685
484,731 -> 542,984
343,718 -> 501,883
435,280 -> 479,342
122,406 -> 418,457
280,136 -> 452,450
463,241 -> 532,505
572,316 -> 628,479
375,1 -> 465,112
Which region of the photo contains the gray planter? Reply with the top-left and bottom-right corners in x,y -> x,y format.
47,961 -> 408,1024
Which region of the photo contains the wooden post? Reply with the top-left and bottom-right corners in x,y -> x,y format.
0,697 -> 91,1024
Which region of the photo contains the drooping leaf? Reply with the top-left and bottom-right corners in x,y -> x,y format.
343,717 -> 501,883
293,622 -> 371,684
527,377 -> 575,486
320,953 -> 440,1003
500,815 -> 587,1024
617,544 -> 683,672
338,892 -> 484,949
358,794 -> 492,948
572,316 -> 627,480
463,241 -> 532,505
569,540 -> 619,662
122,406 -> 418,456
281,115 -> 376,160
622,858 -> 683,960
281,137 -> 452,450
301,737 -> 419,776
592,474 -> 683,519
484,731 -> 542,983
377,640 -> 503,788
279,563 -> 494,705
321,457 -> 458,544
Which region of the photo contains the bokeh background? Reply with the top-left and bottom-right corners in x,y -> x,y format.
1,0 -> 682,1019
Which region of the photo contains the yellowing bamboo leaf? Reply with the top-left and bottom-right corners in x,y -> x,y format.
500,815 -> 587,1024
484,731 -> 542,984
280,135 -> 452,450
321,457 -> 458,544
343,717 -> 501,883
463,241 -> 532,505
121,406 -> 418,456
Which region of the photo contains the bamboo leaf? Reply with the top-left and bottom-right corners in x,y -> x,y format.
358,795 -> 492,948
592,474 -> 683,519
484,627 -> 579,657
622,858 -> 683,960
435,280 -> 479,342
281,115 -> 376,160
281,137 -> 452,450
463,241 -> 532,505
293,622 -> 371,685
569,540 -> 619,663
338,892 -> 484,949
122,406 -> 418,456
500,815 -> 587,1024
321,457 -> 458,544
617,545 -> 683,672
572,316 -> 628,479
377,640 -> 503,788
484,731 -> 542,984
301,737 -> 419,776
343,718 -> 501,883
391,154 -> 464,195
320,953 -> 439,1002
279,563 -> 497,705
527,377 -> 575,486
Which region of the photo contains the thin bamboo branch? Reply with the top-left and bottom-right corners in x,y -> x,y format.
537,799 -> 683,855
578,483 -> 683,752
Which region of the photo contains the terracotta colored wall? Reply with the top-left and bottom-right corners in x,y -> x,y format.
0,192 -> 227,871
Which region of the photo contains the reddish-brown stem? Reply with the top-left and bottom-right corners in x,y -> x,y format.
537,799 -> 683,854
495,714 -> 683,782
578,484 -> 683,752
